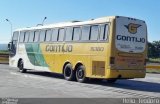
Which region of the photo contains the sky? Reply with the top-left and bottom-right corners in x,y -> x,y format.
0,0 -> 159,43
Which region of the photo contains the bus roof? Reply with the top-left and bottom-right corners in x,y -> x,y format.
14,16 -> 116,31
14,16 -> 145,32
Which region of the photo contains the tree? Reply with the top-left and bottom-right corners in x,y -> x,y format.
148,41 -> 160,58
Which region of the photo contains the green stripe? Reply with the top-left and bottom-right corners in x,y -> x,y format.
25,43 -> 48,67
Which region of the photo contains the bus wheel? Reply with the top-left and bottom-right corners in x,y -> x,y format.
63,64 -> 75,81
19,60 -> 27,73
76,65 -> 88,83
107,79 -> 117,83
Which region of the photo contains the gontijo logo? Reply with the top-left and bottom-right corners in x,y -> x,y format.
116,23 -> 145,43
124,23 -> 141,34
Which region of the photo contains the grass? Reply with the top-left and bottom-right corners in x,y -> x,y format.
148,58 -> 160,63
0,50 -> 9,54
0,51 -> 9,64
146,58 -> 160,73
0,57 -> 9,64
0,57 -> 9,63
146,69 -> 160,74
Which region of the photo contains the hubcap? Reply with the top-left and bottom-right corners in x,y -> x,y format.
77,69 -> 84,79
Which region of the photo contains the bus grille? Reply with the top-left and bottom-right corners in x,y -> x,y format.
92,61 -> 105,76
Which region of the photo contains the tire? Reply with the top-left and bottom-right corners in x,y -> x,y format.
76,65 -> 88,83
18,60 -> 27,73
63,63 -> 75,81
107,79 -> 117,83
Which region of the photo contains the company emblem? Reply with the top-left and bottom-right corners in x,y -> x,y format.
124,23 -> 141,34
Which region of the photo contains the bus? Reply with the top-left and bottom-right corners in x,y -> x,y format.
8,16 -> 147,83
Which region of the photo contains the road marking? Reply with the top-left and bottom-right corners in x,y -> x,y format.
10,71 -> 52,80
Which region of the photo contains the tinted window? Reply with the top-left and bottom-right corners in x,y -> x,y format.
99,24 -> 108,40
65,27 -> 73,41
24,32 -> 30,42
73,27 -> 81,41
58,28 -> 65,41
90,25 -> 99,40
45,29 -> 52,42
28,31 -> 35,42
34,31 -> 39,42
12,32 -> 19,41
52,29 -> 58,41
39,30 -> 46,42
104,25 -> 109,40
19,32 -> 25,42
81,26 -> 90,41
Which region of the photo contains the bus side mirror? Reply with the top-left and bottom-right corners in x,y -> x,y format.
8,42 -> 12,51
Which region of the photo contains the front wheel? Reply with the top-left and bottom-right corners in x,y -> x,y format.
76,65 -> 88,83
18,60 -> 27,73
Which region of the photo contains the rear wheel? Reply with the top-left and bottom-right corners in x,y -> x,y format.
18,60 -> 27,73
76,65 -> 88,83
63,63 -> 75,81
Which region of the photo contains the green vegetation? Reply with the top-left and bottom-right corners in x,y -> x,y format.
0,50 -> 9,64
148,41 -> 160,58
148,41 -> 160,63
0,57 -> 9,64
146,69 -> 160,74
0,50 -> 9,54
148,58 -> 160,63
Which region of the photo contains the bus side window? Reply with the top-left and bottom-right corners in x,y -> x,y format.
52,29 -> 58,41
39,30 -> 46,42
28,31 -> 35,42
45,29 -> 52,42
19,32 -> 25,43
34,31 -> 40,42
12,32 -> 19,41
24,32 -> 30,43
58,28 -> 65,41
90,25 -> 99,41
99,24 -> 109,41
81,25 -> 90,41
73,27 -> 81,41
65,27 -> 73,41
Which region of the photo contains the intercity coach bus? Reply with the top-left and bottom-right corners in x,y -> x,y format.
8,16 -> 147,83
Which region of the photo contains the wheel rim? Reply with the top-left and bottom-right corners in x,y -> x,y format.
77,69 -> 84,79
65,67 -> 72,77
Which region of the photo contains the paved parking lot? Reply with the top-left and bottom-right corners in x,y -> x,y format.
0,64 -> 160,98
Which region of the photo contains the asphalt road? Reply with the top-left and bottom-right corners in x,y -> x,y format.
0,64 -> 160,98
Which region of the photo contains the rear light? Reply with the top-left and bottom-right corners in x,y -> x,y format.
110,57 -> 115,65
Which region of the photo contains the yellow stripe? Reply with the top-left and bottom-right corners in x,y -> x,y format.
146,65 -> 160,69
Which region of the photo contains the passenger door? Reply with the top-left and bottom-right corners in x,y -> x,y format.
9,32 -> 19,57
